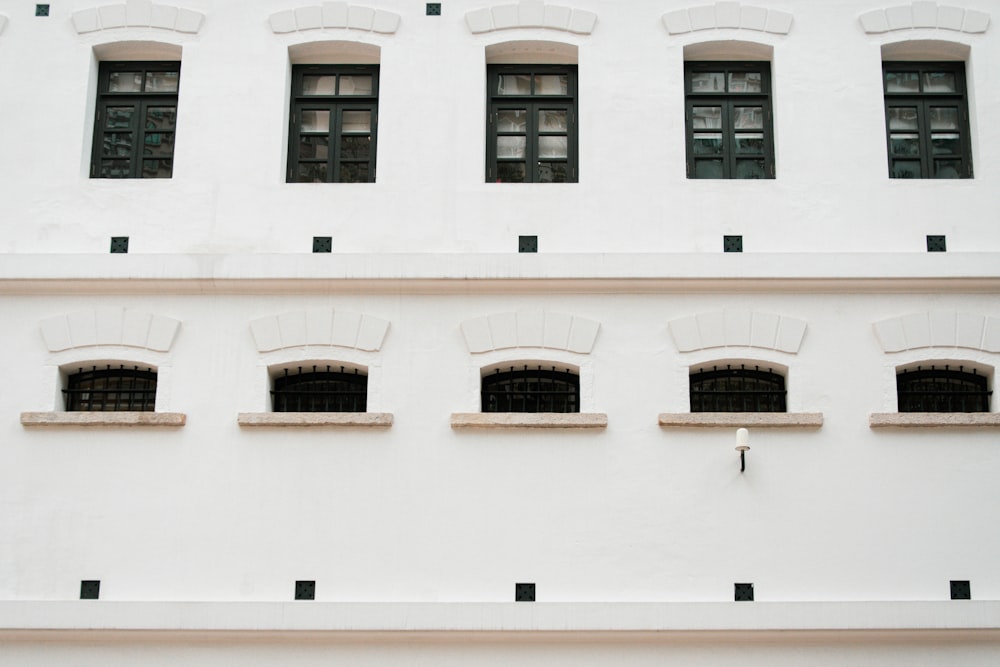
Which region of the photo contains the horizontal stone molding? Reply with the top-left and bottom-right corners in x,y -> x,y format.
451,412 -> 607,429
237,412 -> 392,427
461,310 -> 600,354
870,412 -> 1000,428
859,2 -> 989,34
72,0 -> 205,34
465,1 -> 597,35
40,308 -> 180,352
250,308 -> 389,352
663,2 -> 793,35
269,3 -> 400,34
873,311 -> 1000,353
20,412 -> 186,427
669,310 -> 807,353
659,412 -> 824,428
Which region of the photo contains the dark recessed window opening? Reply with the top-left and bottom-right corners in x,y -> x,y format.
91,61 -> 180,179
883,61 -> 972,179
80,580 -> 101,600
926,235 -> 947,252
426,3 -> 442,15
288,65 -> 378,183
110,236 -> 129,253
734,582 -> 754,601
950,580 -> 971,600
724,235 -> 743,252
312,236 -> 333,253
36,4 -> 50,17
897,366 -> 990,412
272,365 -> 368,412
64,365 -> 157,412
515,582 -> 536,601
685,61 -> 774,179
690,365 -> 786,412
295,580 -> 316,600
487,65 -> 578,183
482,366 -> 580,413
519,235 -> 538,253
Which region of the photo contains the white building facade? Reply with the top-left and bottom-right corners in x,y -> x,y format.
1,0 -> 999,663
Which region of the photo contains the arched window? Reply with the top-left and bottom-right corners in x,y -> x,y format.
64,365 -> 157,411
897,366 -> 990,412
690,365 -> 786,412
481,365 -> 579,413
272,365 -> 367,412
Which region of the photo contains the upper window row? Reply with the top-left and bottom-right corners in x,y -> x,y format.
88,60 -> 974,182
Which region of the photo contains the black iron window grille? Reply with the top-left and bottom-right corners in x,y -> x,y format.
897,366 -> 990,412
288,65 -> 378,183
64,365 -> 157,412
685,61 -> 774,179
482,365 -> 579,413
883,61 -> 972,179
487,65 -> 578,183
272,365 -> 367,412
690,365 -> 786,412
91,61 -> 180,179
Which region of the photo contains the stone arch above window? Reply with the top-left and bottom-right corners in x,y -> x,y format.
269,3 -> 400,35
289,39 -> 380,64
39,308 -> 180,353
859,2 -> 990,34
668,310 -> 807,354
72,1 -> 205,35
465,1 -> 597,35
249,308 -> 390,352
873,311 -> 1000,353
460,310 -> 600,354
663,3 -> 793,36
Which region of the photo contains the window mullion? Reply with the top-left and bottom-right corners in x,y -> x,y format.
331,103 -> 341,183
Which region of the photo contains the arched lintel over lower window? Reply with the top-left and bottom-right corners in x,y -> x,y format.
682,39 -> 774,62
485,40 -> 578,65
288,39 -> 381,65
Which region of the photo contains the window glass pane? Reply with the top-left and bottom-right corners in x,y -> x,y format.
934,159 -> 962,178
342,110 -> 371,133
145,71 -> 179,93
534,74 -> 568,95
931,133 -> 960,155
105,107 -> 134,129
496,162 -> 525,182
102,133 -> 133,157
297,162 -> 328,182
299,136 -> 328,159
302,75 -> 336,95
100,159 -> 131,177
538,136 -> 567,159
693,133 -> 723,155
890,133 -> 920,156
691,72 -> 724,92
497,110 -> 527,132
498,74 -> 531,95
497,136 -> 526,158
734,133 -> 764,154
538,109 -> 567,132
141,159 -> 172,178
728,72 -> 762,93
923,72 -> 956,93
692,107 -> 722,129
339,75 -> 373,95
108,72 -> 142,92
888,107 -> 918,131
300,110 -> 330,132
733,107 -> 763,129
143,132 -> 174,157
929,107 -> 959,130
890,160 -> 921,178
694,159 -> 724,178
340,135 -> 370,159
538,162 -> 568,183
735,159 -> 766,178
146,106 -> 176,130
885,71 -> 919,93
339,163 -> 370,183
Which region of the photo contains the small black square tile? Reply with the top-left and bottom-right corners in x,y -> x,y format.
515,582 -> 535,601
950,580 -> 971,600
110,237 -> 129,254
36,4 -> 50,17
927,235 -> 947,252
518,235 -> 538,253
724,235 -> 743,253
80,580 -> 100,600
734,582 -> 754,601
426,3 -> 442,15
295,580 -> 315,600
312,236 -> 332,253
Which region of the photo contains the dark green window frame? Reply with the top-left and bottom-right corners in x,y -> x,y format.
288,65 -> 378,183
481,366 -> 580,413
91,61 -> 180,179
690,365 -> 786,412
684,61 -> 775,179
64,365 -> 157,412
272,367 -> 368,412
883,61 -> 972,179
486,65 -> 578,183
897,366 -> 990,412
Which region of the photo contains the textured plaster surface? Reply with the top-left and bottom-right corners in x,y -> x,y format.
658,413 -> 824,427
450,413 -> 608,428
237,412 -> 393,427
20,412 -> 186,427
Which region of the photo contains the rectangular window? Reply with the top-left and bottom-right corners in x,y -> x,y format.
288,65 -> 378,183
91,61 -> 180,179
883,61 -> 972,179
486,65 -> 578,183
685,62 -> 774,179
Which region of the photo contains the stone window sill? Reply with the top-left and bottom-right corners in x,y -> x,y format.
450,413 -> 608,429
658,413 -> 823,428
20,412 -> 186,427
869,413 -> 1000,428
237,412 -> 393,427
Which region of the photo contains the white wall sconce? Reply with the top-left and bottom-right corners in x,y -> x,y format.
736,427 -> 750,472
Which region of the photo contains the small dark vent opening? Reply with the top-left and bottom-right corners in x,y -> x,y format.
36,4 -> 50,17
295,580 -> 316,600
80,580 -> 101,600
724,235 -> 743,253
312,236 -> 332,253
927,235 -> 947,252
515,582 -> 536,601
110,237 -> 129,253
950,580 -> 971,600
734,582 -> 754,601
426,3 -> 442,15
519,235 -> 538,253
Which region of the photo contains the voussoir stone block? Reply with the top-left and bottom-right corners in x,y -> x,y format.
356,315 -> 389,352
72,8 -> 102,32
67,311 -> 99,348
295,6 -> 324,30
99,5 -> 128,29
749,312 -> 780,350
516,310 -> 545,348
740,6 -> 767,31
146,315 -> 180,352
688,5 -> 717,31
466,8 -> 494,33
567,317 -> 600,354
696,311 -> 726,349
543,5 -> 572,30
859,9 -> 889,33
764,9 -> 793,33
723,310 -> 752,347
542,312 -> 573,350
662,9 -> 692,34
40,316 -> 73,352
323,2 -> 350,28
567,9 -> 597,34
277,311 -> 308,348
461,317 -> 493,354
250,316 -> 282,352
774,317 -> 807,354
983,317 -> 1000,353
715,1 -> 741,28
519,1 -> 545,27
95,308 -> 125,346
911,1 -> 938,28
936,5 -> 965,31
331,310 -> 362,348
150,4 -> 178,29
371,11 -> 400,34
901,312 -> 931,349
885,5 -> 913,30
174,7 -> 203,32
668,316 -> 701,352
305,309 -> 334,346
347,5 -> 374,30
126,0 -> 153,26
873,318 -> 907,353
488,312 -> 519,350
955,312 -> 986,350
962,9 -> 990,33
928,310 -> 957,347
491,5 -> 519,30
121,310 -> 153,348
270,9 -> 298,33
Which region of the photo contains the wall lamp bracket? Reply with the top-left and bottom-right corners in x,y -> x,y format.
736,428 -> 750,473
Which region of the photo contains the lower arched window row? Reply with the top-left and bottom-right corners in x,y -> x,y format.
272,365 -> 368,413
482,365 -> 580,413
64,365 -> 157,412
897,366 -> 990,413
690,365 -> 786,413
